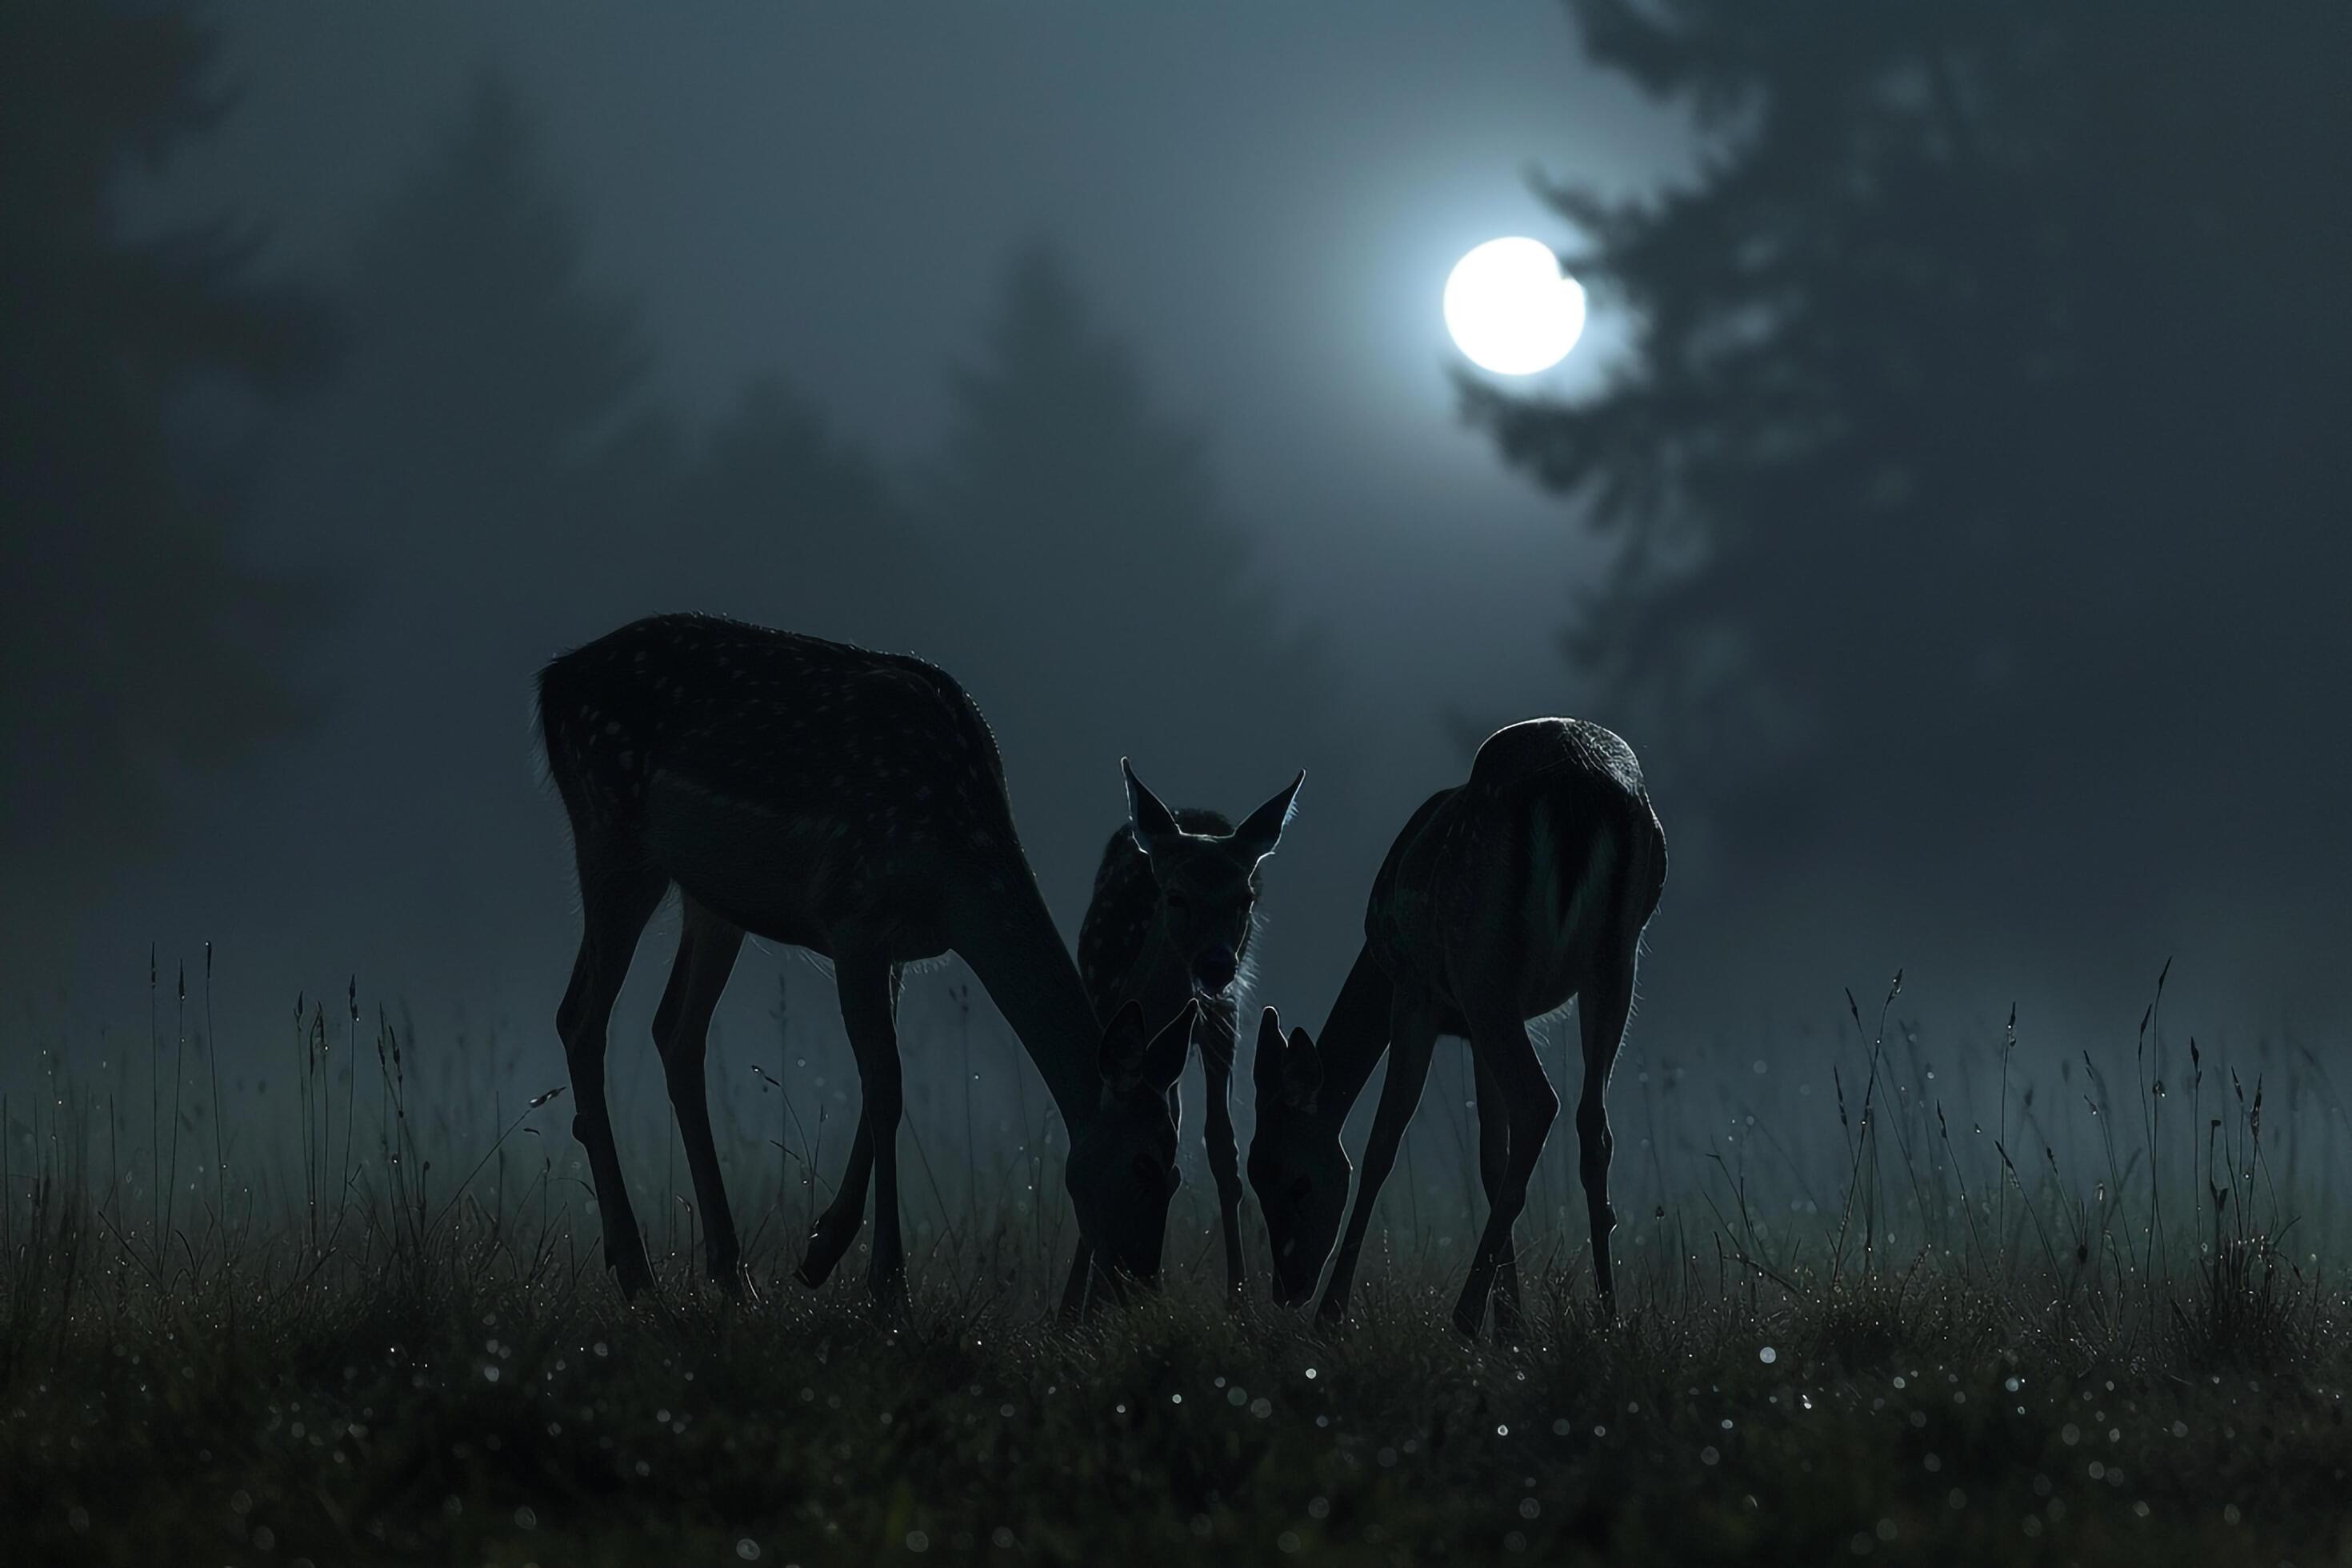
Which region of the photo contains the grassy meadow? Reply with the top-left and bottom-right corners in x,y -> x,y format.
3,963 -> 2349,1565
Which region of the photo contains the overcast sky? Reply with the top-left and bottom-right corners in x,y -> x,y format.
139,1 -> 1690,753
32,3 -> 2324,1130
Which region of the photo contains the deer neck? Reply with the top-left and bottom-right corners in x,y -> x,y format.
948,866 -> 1104,1138
1310,942 -> 1395,1130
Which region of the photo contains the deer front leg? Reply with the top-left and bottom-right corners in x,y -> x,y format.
1198,1004 -> 1247,1304
835,953 -> 910,1323
1472,1050 -> 1525,1341
797,1116 -> 873,1289
652,897 -> 748,1294
1317,996 -> 1440,1326
555,852 -> 666,1300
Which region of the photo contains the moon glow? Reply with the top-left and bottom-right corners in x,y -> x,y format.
1443,237 -> 1586,375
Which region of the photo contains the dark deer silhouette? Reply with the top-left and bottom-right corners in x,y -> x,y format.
1248,718 -> 1665,1334
536,613 -> 1191,1315
1061,761 -> 1303,1313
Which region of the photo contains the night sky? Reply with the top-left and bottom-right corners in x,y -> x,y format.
10,3 -> 2346,1130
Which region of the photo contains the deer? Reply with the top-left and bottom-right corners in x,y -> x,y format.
1058,760 -> 1305,1314
1246,718 -> 1666,1336
536,612 -> 1200,1318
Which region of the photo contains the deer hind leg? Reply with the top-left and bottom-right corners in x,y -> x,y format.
1057,1238 -> 1095,1324
1577,944 -> 1637,1313
651,895 -> 747,1293
1317,992 -> 1441,1326
1472,1050 -> 1526,1340
834,952 -> 910,1322
796,1115 -> 873,1290
1198,1003 -> 1248,1304
1453,1002 -> 1558,1339
556,838 -> 667,1299
797,966 -> 898,1291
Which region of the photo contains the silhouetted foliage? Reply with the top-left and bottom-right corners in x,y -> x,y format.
929,249 -> 1353,920
286,72 -> 666,606
668,375 -> 927,645
0,4 -> 325,894
1475,4 -> 2352,878
234,70 -> 678,972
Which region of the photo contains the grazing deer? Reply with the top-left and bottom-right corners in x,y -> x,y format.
1060,761 -> 1305,1313
536,613 -> 1198,1315
1247,718 -> 1665,1334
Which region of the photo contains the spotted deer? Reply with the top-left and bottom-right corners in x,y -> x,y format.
1058,762 -> 1304,1314
536,613 -> 1198,1315
1247,718 -> 1666,1334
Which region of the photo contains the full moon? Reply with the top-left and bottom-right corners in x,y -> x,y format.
1443,237 -> 1586,375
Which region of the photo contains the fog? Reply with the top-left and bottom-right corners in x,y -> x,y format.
7,3 -> 2348,1174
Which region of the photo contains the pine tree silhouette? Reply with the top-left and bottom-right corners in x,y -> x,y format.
1,6 -> 326,906
1472,4 -> 2352,891
928,246 -> 1350,930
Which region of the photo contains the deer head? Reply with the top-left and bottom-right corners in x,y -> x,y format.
1122,759 -> 1302,998
1245,1005 -> 1348,1307
1064,998 -> 1198,1287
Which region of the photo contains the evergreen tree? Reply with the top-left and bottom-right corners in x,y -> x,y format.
201,70 -> 677,990
286,72 -> 663,611
0,5 -> 324,902
929,248 -> 1352,950
1474,3 -> 2352,885
668,374 -> 926,646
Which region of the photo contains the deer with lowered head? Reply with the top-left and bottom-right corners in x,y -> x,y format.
1248,718 -> 1665,1335
536,612 -> 1198,1317
1061,760 -> 1304,1313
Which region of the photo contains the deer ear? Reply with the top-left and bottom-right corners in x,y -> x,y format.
1252,1006 -> 1286,1102
1099,998 -> 1150,1091
1141,998 -> 1198,1096
1233,770 -> 1305,860
1282,1026 -> 1322,1110
1122,758 -> 1182,858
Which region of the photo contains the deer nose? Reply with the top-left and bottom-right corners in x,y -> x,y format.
1194,947 -> 1238,994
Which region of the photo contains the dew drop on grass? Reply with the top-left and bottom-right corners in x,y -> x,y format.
1759,1346 -> 1777,1364
736,1540 -> 761,1561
